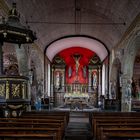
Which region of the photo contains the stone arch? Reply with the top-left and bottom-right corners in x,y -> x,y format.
44,36 -> 109,97
122,34 -> 140,78
45,36 -> 108,62
121,31 -> 140,111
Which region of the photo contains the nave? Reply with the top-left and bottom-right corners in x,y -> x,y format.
0,1 -> 140,140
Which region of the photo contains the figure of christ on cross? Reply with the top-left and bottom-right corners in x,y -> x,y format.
72,54 -> 81,82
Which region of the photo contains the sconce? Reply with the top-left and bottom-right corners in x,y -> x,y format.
26,35 -> 30,42
3,30 -> 7,38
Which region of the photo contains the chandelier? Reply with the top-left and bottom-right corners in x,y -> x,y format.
0,3 -> 36,44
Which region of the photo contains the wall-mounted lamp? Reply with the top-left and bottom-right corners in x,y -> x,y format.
3,30 -> 7,38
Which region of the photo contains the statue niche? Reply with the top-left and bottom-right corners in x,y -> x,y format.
52,55 -> 65,92
55,71 -> 62,90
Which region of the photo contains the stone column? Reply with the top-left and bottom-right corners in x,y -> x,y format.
98,66 -> 101,97
121,75 -> 132,112
61,69 -> 65,92
0,42 -> 3,75
51,67 -> 54,97
15,44 -> 31,111
88,69 -> 92,92
15,44 -> 28,76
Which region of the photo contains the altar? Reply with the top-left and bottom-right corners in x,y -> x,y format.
64,92 -> 89,109
52,51 -> 100,108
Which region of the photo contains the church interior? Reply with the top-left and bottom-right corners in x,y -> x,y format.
0,0 -> 140,140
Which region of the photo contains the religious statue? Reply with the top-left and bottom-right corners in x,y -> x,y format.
37,80 -> 43,97
124,79 -> 132,112
111,82 -> 116,99
68,66 -> 72,77
83,66 -> 87,78
125,79 -> 132,101
92,72 -> 97,89
55,71 -> 62,90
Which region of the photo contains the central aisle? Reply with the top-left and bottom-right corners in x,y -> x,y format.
64,112 -> 93,140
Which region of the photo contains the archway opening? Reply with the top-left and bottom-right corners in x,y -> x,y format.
45,36 -> 109,108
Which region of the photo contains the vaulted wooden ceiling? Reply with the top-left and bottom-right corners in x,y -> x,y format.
3,0 -> 140,52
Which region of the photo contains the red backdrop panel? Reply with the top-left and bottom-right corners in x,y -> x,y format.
58,47 -> 95,84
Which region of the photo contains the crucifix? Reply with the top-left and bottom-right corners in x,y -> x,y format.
73,54 -> 81,82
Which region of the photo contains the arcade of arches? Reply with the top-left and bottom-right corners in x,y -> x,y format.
0,1 -> 140,117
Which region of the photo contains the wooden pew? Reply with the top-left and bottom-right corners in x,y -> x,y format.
21,115 -> 68,130
97,122 -> 140,140
0,111 -> 69,140
22,115 -> 67,126
0,133 -> 56,140
0,120 -> 64,139
100,127 -> 140,140
21,111 -> 69,127
0,127 -> 61,140
0,117 -> 65,128
22,111 -> 70,124
92,112 -> 140,140
0,118 -> 65,140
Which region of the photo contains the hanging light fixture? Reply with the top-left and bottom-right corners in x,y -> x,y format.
0,2 -> 37,45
